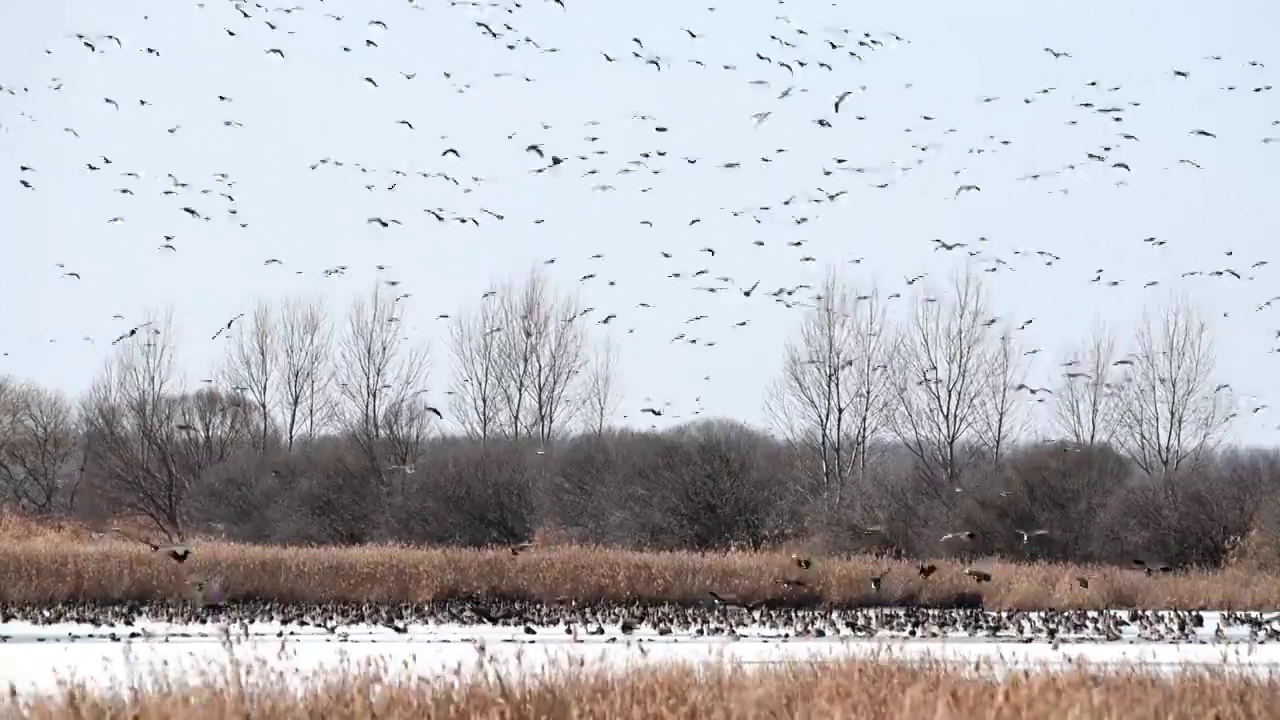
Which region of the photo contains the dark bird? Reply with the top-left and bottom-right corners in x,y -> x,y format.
791,554 -> 812,570
640,407 -> 664,416
964,567 -> 993,583
425,406 -> 444,420
265,48 -> 285,58
834,90 -> 852,113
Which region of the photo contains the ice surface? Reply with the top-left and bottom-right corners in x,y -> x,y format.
3,611 -> 1278,695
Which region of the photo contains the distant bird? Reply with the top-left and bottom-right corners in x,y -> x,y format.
509,541 -> 534,556
954,184 -> 981,197
113,529 -> 191,563
265,48 -> 285,58
940,531 -> 975,542
791,554 -> 812,570
834,90 -> 852,113
917,563 -> 938,578
1075,576 -> 1090,589
964,567 -> 993,583
1016,529 -> 1050,543
640,407 -> 664,416
425,406 -> 443,420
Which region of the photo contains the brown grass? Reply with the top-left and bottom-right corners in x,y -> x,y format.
8,653 -> 1280,719
2,512 -> 1279,609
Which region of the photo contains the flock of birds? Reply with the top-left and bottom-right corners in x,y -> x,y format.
7,599 -> 1280,648
3,0 -> 1280,436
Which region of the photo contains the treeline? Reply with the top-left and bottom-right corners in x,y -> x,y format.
0,267 -> 1274,570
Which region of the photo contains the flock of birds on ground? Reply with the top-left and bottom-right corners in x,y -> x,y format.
3,1 -> 1280,432
5,595 -> 1280,647
42,529 -> 1218,642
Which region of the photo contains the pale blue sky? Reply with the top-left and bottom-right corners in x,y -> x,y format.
2,0 -> 1279,442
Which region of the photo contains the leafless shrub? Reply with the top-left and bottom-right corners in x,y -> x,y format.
766,270 -> 895,511
633,419 -> 793,550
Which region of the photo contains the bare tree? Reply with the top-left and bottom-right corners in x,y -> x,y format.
1054,321 -> 1122,445
449,293 -> 504,442
887,270 -> 994,494
765,271 -> 895,508
221,300 -> 277,451
1113,297 -> 1232,476
276,296 -> 334,451
974,331 -> 1029,463
334,285 -> 433,475
82,311 -> 249,538
0,382 -> 78,513
583,337 -> 621,437
456,269 -> 590,445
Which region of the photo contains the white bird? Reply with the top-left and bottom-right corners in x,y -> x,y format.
1016,529 -> 1050,543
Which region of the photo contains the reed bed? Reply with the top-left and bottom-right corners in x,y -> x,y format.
0,511 -> 1276,609
6,652 -> 1279,719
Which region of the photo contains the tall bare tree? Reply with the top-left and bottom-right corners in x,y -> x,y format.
276,296 -> 334,451
1054,322 -> 1122,445
222,300 -> 277,451
449,292 -> 505,442
765,271 -> 895,508
0,382 -> 79,513
974,331 -> 1029,463
82,311 -> 249,538
1112,297 -> 1232,476
453,270 -> 589,445
887,270 -> 994,493
583,337 -> 621,437
334,285 -> 433,474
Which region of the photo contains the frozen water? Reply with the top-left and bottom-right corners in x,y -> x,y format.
2,611 -> 1278,695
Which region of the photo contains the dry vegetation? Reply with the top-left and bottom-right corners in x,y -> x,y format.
2,268 -> 1279,596
0,514 -> 1277,609
7,653 -> 1279,720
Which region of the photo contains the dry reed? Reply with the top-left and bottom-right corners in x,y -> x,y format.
0,511 -> 1276,609
6,652 -> 1279,719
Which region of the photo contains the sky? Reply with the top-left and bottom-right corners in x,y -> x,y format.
2,0 -> 1279,443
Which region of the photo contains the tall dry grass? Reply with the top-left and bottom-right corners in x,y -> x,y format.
8,653 -> 1280,719
1,512 -> 1278,609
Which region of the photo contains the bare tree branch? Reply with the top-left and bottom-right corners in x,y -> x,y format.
449,292 -> 503,443
975,331 -> 1030,463
583,337 -> 622,437
221,300 -> 277,451
1054,321 -> 1122,445
276,296 -> 334,451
